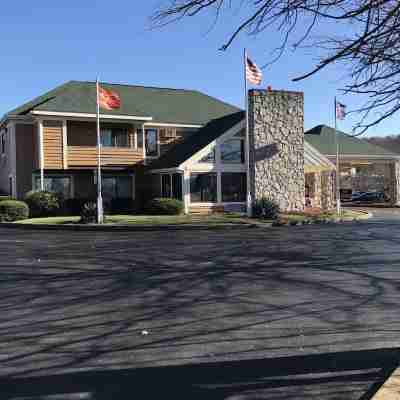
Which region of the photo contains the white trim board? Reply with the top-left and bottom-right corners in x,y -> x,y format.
147,122 -> 203,129
325,154 -> 400,160
31,110 -> 153,122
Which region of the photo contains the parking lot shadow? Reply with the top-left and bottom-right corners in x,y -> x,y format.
1,347 -> 399,400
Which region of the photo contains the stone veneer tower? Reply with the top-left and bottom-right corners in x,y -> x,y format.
248,90 -> 305,212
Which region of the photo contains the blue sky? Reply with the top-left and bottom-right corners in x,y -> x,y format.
0,1 -> 397,137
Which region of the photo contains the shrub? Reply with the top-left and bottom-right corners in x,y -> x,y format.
253,198 -> 280,220
24,191 -> 61,218
145,198 -> 184,215
0,200 -> 29,222
80,202 -> 98,224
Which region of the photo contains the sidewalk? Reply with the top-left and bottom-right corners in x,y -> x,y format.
373,368 -> 400,399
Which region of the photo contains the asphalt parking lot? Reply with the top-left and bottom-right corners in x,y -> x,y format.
1,213 -> 400,399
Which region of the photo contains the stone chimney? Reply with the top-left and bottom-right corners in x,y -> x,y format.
248,89 -> 305,212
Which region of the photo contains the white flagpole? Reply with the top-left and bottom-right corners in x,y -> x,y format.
334,97 -> 341,215
96,78 -> 104,224
244,49 -> 252,217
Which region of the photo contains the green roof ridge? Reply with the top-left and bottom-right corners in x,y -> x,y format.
305,124 -> 399,157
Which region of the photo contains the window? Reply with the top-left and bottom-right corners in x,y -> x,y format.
221,139 -> 245,164
161,174 -> 183,200
145,129 -> 158,157
1,134 -> 5,155
102,176 -> 133,200
161,174 -> 172,198
101,128 -> 129,148
190,173 -> 217,203
221,173 -> 247,202
34,176 -> 72,199
199,148 -> 215,163
136,129 -> 143,148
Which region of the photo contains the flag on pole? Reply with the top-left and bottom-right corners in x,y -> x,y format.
336,101 -> 347,120
99,86 -> 121,110
246,57 -> 263,85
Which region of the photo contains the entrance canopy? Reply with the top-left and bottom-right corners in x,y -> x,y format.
304,142 -> 336,173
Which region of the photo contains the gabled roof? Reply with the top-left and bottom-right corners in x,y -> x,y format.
4,81 -> 241,126
305,125 -> 399,157
149,111 -> 245,170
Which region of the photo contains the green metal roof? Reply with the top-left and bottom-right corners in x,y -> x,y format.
6,80 -> 241,125
305,125 -> 399,157
149,111 -> 245,170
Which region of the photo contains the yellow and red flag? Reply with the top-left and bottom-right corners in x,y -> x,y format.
99,86 -> 121,110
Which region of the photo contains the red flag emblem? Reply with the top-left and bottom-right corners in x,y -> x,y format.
99,86 -> 121,110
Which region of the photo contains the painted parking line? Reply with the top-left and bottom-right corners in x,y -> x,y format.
373,368 -> 400,399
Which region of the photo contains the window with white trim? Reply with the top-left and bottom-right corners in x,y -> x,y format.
145,129 -> 158,157
161,173 -> 182,200
221,173 -> 247,202
221,138 -> 245,164
190,173 -> 217,203
101,128 -> 129,148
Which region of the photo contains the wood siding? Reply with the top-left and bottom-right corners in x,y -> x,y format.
67,121 -> 140,168
68,146 -> 143,168
43,121 -> 63,169
16,124 -> 37,198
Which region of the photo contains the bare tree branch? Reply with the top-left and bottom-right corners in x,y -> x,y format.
152,0 -> 400,134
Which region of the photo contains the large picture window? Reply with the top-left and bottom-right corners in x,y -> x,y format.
221,173 -> 247,202
190,173 -> 217,203
102,176 -> 133,199
221,139 -> 245,164
101,128 -> 129,148
34,176 -> 72,199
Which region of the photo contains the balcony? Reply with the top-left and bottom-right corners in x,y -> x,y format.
68,146 -> 144,168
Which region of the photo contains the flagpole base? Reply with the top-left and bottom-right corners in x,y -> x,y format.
97,195 -> 104,224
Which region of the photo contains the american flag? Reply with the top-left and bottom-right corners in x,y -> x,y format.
99,86 -> 121,110
336,101 -> 347,120
246,57 -> 262,85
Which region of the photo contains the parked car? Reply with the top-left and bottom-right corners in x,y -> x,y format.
352,191 -> 385,203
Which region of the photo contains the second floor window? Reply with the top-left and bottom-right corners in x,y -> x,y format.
145,129 -> 158,157
101,128 -> 129,148
221,139 -> 245,164
136,129 -> 159,157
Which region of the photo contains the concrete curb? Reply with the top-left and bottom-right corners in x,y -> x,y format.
371,367 -> 400,399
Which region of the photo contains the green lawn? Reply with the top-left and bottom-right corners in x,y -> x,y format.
14,214 -> 250,226
13,209 -> 369,226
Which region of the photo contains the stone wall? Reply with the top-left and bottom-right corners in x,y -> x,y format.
305,171 -> 335,210
389,161 -> 400,205
248,90 -> 305,212
321,171 -> 335,210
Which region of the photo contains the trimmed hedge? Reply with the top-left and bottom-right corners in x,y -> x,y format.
0,200 -> 29,222
253,198 -> 280,220
145,198 -> 184,215
24,191 -> 61,218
